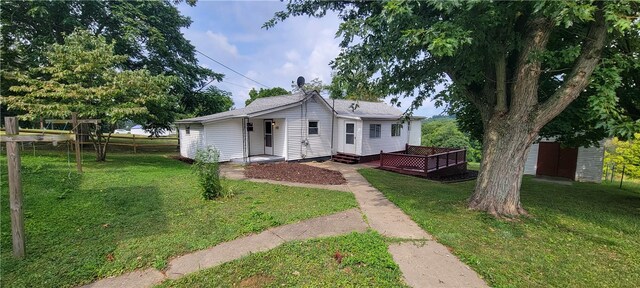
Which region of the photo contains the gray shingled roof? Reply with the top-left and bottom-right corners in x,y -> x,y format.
176,92 -> 423,124
175,93 -> 306,123
331,99 -> 406,119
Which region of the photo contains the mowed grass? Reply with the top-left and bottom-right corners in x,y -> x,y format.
0,152 -> 357,287
359,168 -> 640,288
158,231 -> 407,288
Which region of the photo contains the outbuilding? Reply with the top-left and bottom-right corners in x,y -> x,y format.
524,140 -> 605,182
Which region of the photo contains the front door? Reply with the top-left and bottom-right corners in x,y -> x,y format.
344,122 -> 356,154
264,120 -> 273,155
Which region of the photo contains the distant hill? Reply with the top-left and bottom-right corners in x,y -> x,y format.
423,114 -> 456,122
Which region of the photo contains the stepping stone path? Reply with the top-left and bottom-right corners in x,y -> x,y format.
82,162 -> 487,288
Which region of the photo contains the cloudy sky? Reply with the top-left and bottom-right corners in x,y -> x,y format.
177,1 -> 443,117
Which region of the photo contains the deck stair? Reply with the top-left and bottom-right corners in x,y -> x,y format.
332,153 -> 360,164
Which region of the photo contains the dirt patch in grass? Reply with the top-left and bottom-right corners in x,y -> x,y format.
245,162 -> 347,185
238,274 -> 275,287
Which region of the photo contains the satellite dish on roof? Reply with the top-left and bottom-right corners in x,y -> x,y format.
296,76 -> 305,88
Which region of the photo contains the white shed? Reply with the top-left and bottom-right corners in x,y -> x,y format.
523,139 -> 604,183
175,92 -> 424,163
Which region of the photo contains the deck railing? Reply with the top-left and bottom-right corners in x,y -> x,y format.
379,145 -> 466,176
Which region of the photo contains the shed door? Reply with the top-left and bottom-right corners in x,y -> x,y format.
557,147 -> 578,179
536,142 -> 577,180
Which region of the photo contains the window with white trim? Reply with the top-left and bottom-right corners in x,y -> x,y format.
308,121 -> 319,135
391,124 -> 402,137
369,124 -> 381,138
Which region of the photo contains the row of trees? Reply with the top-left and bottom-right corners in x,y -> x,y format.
1,1 -> 235,160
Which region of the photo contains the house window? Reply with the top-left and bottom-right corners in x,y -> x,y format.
246,122 -> 254,132
309,121 -> 319,135
185,126 -> 190,135
369,124 -> 381,138
391,124 -> 402,137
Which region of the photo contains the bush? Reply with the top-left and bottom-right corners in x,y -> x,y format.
192,146 -> 229,200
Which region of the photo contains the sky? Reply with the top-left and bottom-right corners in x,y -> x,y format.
177,1 -> 444,117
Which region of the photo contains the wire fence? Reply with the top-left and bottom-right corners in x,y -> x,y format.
0,129 -> 178,154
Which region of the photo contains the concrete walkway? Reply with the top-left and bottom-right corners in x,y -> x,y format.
82,209 -> 367,288
84,162 -> 487,288
304,161 -> 487,288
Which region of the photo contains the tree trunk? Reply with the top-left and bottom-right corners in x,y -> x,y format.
468,118 -> 538,217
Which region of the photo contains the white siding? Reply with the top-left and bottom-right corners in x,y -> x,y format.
361,120 -> 410,155
408,120 -> 422,146
178,123 -> 203,159
524,143 -> 539,175
259,94 -> 334,160
248,119 -> 264,156
202,119 -> 244,162
273,118 -> 286,157
575,144 -> 604,183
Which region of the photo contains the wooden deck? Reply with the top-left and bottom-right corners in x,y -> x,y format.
379,145 -> 467,177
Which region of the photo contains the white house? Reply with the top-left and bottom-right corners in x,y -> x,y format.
523,139 -> 604,182
175,91 -> 424,163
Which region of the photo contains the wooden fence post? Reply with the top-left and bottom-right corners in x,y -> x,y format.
133,134 -> 137,154
5,117 -> 25,259
71,113 -> 82,173
380,150 -> 384,167
446,152 -> 449,167
620,165 -> 625,189
424,155 -> 428,175
436,154 -> 440,170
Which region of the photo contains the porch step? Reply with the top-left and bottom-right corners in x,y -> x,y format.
332,153 -> 360,164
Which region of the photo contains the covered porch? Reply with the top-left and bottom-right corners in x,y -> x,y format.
239,116 -> 287,163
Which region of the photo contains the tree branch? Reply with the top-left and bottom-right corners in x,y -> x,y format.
535,8 -> 608,128
509,17 -> 554,119
445,70 -> 492,124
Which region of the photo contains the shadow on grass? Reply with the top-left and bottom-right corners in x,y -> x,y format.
1,158 -> 168,287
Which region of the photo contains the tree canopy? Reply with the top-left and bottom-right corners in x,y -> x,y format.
245,87 -> 290,106
3,30 -> 176,161
267,1 -> 640,216
186,86 -> 234,117
605,134 -> 640,179
1,0 -> 221,126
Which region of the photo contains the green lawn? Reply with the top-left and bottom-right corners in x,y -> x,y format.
359,168 -> 640,288
158,231 -> 407,288
0,152 -> 357,287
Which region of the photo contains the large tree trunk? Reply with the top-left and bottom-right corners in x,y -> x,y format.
468,118 -> 538,217
467,9 -> 607,217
